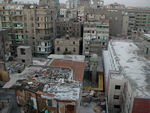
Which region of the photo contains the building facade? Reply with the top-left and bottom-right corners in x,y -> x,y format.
0,29 -> 10,61
127,8 -> 150,37
56,20 -> 82,37
55,35 -> 82,55
103,40 -> 150,113
83,20 -> 109,58
0,3 -> 58,57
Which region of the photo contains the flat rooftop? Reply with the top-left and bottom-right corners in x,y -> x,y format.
4,65 -> 80,101
17,46 -> 30,49
48,54 -> 85,62
144,34 -> 150,39
104,40 -> 150,98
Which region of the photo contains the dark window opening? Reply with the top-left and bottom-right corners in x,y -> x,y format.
47,100 -> 52,106
114,95 -> 120,99
57,47 -> 60,51
22,59 -> 25,63
20,48 -> 25,55
115,85 -> 121,90
65,48 -> 68,52
114,105 -> 120,109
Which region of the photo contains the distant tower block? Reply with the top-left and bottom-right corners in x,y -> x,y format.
93,0 -> 104,8
2,0 -> 12,3
39,0 -> 59,8
17,46 -> 32,65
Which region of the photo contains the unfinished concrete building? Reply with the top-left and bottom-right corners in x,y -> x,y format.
4,54 -> 85,113
55,35 -> 82,55
17,46 -> 32,65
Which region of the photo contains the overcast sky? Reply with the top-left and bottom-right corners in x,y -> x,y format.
13,0 -> 150,7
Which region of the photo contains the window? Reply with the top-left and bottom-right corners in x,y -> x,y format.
20,48 -> 25,55
114,95 -> 120,99
65,48 -> 68,52
45,48 -> 47,52
73,41 -> 75,44
47,100 -> 52,106
39,47 -> 41,51
114,105 -> 120,109
146,48 -> 149,54
115,85 -> 121,90
45,43 -> 47,46
38,23 -> 40,27
37,17 -> 39,21
22,59 -> 25,63
73,48 -> 76,52
57,47 -> 60,51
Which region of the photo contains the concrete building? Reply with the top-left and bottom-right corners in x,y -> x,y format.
127,8 -> 150,37
92,0 -> 104,8
77,6 -> 85,22
17,46 -> 32,65
140,34 -> 150,57
60,8 -> 67,18
55,35 -> 82,55
56,20 -> 82,37
66,9 -> 78,21
84,8 -> 129,36
0,3 -> 58,57
83,20 -> 109,58
67,0 -> 79,9
103,40 -> 150,113
105,2 -> 125,9
23,6 -> 57,57
39,0 -> 60,9
79,0 -> 90,7
0,29 -> 10,61
4,54 -> 85,113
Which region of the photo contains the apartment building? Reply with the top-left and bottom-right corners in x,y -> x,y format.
77,6 -> 85,22
0,4 -> 25,56
24,7 -> 57,57
0,29 -> 10,61
0,3 -> 58,57
55,35 -> 82,55
84,8 -> 129,36
103,40 -> 150,113
83,20 -> 109,58
39,0 -> 60,9
127,8 -> 150,36
56,20 -> 82,37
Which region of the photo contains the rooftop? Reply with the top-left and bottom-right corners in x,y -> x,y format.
48,54 -> 85,62
144,34 -> 150,39
4,65 -> 81,101
104,40 -> 150,98
51,59 -> 85,81
17,46 -> 30,49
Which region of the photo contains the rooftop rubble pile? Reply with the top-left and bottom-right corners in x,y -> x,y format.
81,90 -> 106,113
7,65 -> 81,101
6,62 -> 25,74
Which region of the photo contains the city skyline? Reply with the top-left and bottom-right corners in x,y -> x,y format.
12,0 -> 150,7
